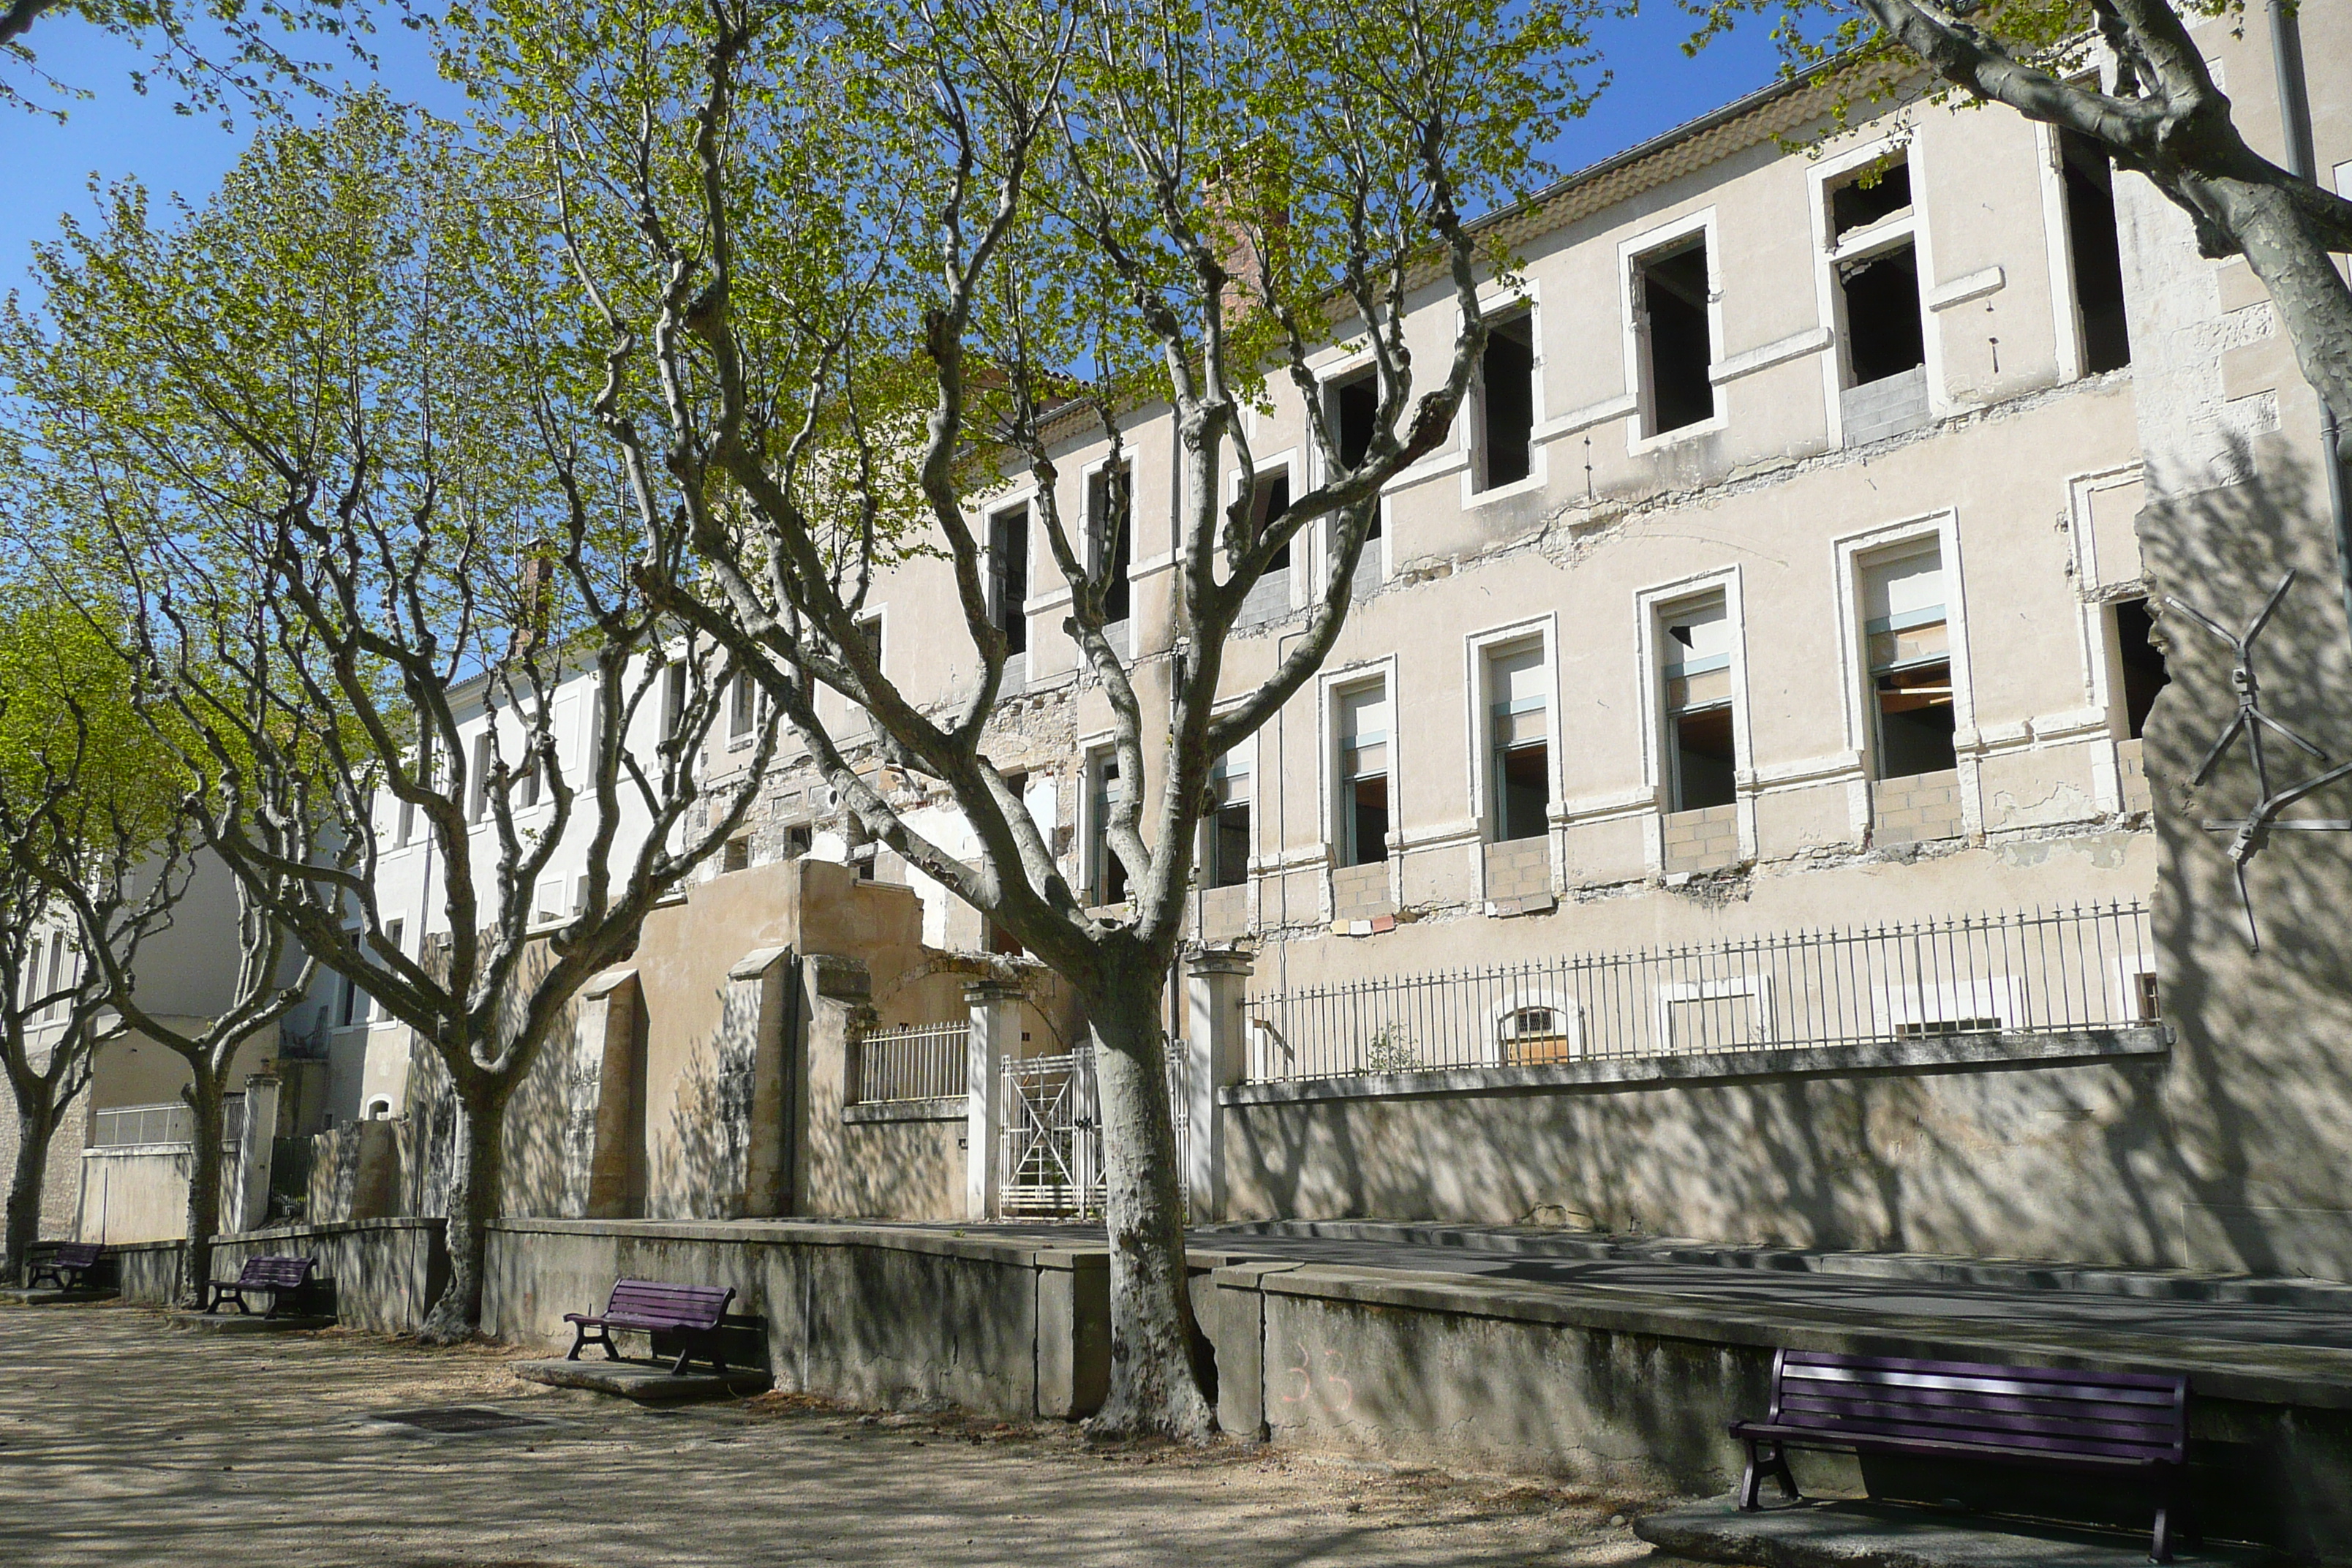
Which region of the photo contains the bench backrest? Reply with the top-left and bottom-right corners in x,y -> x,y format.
603,1278 -> 734,1330
1767,1350 -> 2187,1464
235,1254 -> 317,1290
55,1243 -> 104,1267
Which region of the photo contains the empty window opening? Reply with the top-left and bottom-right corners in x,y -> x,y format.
2060,130 -> 2132,373
1088,465 -> 1132,625
1488,643 -> 1549,841
1636,240 -> 1714,436
1089,750 -> 1128,905
1477,313 -> 1536,491
1663,597 -> 1738,812
729,671 -> 758,739
1863,546 -> 1958,779
722,837 -> 751,874
989,505 -> 1029,654
1338,684 -> 1390,868
1329,369 -> 1377,471
660,661 -> 687,738
783,823 -> 813,859
1831,159 -> 1912,240
2113,597 -> 2168,739
987,921 -> 1024,955
1840,242 -> 1926,387
1250,470 -> 1292,572
1206,749 -> 1252,889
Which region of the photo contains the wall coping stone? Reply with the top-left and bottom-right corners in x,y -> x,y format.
1220,1026 -> 2170,1107
489,1215 -> 1058,1269
842,1096 -> 966,1125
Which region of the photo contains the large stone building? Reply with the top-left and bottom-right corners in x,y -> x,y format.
340,7 -> 2352,1279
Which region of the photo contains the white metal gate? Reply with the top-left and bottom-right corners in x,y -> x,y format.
998,1042 -> 1188,1218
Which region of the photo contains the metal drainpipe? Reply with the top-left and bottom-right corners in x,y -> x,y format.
2266,0 -> 2352,645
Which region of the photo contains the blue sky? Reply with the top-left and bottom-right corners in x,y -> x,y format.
0,4 -> 1793,298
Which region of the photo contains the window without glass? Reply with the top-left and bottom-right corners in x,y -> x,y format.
1663,596 -> 1738,812
1829,160 -> 1926,388
2059,130 -> 2132,373
1337,683 -> 1390,867
2113,597 -> 2168,739
1089,750 -> 1128,905
1251,470 -> 1292,572
1635,238 -> 1714,436
1863,546 -> 1958,779
1325,370 -> 1383,543
722,837 -> 751,874
989,505 -> 1029,654
1476,313 -> 1536,491
1204,748 -> 1253,889
1488,643 -> 1549,840
1088,465 -> 1132,625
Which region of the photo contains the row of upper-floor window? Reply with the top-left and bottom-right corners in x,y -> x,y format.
1082,538 -> 2168,902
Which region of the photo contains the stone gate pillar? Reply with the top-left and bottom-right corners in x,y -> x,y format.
230,1074 -> 281,1232
965,981 -> 1023,1221
1185,949 -> 1253,1222
562,966 -> 641,1218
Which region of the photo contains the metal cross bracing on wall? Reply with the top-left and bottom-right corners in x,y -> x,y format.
997,1044 -> 1188,1219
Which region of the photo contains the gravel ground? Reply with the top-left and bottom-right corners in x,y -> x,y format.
0,1303 -> 1704,1567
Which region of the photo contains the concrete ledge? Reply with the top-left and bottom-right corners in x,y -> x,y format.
1634,1497 -> 2275,1568
1221,1028 -> 2171,1106
515,1357 -> 772,1402
165,1311 -> 336,1334
490,1215 -> 1062,1269
0,1288 -> 118,1306
842,1096 -> 966,1125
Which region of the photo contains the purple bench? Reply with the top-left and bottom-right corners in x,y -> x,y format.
1732,1349 -> 2192,1562
203,1254 -> 318,1317
565,1279 -> 736,1376
26,1242 -> 105,1291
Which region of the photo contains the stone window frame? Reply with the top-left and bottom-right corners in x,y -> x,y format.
981,490 -> 1037,651
1460,614 -> 1560,844
1316,654 -> 1401,879
1633,566 -> 1756,870
1831,509 -> 1980,837
1617,206 -> 1727,454
1305,344 -> 1397,589
1453,281 -> 1548,509
1075,446 -> 1140,648
1195,698 -> 1262,901
1805,129 -> 1950,441
1077,732 -> 1129,910
1226,446 -> 1307,612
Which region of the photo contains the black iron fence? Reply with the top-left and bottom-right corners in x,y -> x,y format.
1246,902 -> 2157,1084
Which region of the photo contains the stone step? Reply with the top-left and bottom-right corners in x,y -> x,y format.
514,1356 -> 772,1403
1636,1497 -> 2279,1568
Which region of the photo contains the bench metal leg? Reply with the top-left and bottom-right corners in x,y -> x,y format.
1737,1438 -> 1800,1511
568,1322 -> 619,1362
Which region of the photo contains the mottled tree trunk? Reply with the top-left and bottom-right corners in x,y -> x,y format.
419,1081 -> 509,1343
180,1066 -> 226,1310
3,1095 -> 57,1286
1085,968 -> 1215,1441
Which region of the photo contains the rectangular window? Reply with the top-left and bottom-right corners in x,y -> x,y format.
1327,368 -> 1377,471
1206,748 -> 1251,889
1663,595 -> 1738,813
1337,683 -> 1390,868
660,661 -> 687,738
1088,465 -> 1132,625
2113,596 -> 2168,739
2059,130 -> 2132,373
1487,643 -> 1549,840
854,616 -> 883,672
729,671 -> 758,742
1088,749 -> 1128,905
1475,313 -> 1536,491
516,716 -> 543,809
989,505 -> 1029,654
1251,470 -> 1292,572
721,837 -> 751,874
467,731 -> 494,823
395,735 -> 424,847
1863,545 -> 1958,779
1635,238 -> 1714,436
1829,159 -> 1925,388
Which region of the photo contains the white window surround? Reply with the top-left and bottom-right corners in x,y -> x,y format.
1227,448 -> 1307,609
1077,450 -> 1141,592
2062,463 -> 2149,746
1456,285 -> 1548,508
1460,615 -> 1560,834
1633,568 -> 1754,807
1831,510 -> 1977,768
1316,656 -> 1401,867
1869,976 -> 2026,1036
1806,132 -> 1949,441
983,488 -> 1039,622
1075,731 -> 1128,905
1618,208 -> 1727,453
1197,704 -> 1262,886
1305,350 -> 1396,587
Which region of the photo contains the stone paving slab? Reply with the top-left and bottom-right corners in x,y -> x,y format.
1635,1498 -> 2280,1568
515,1356 -> 773,1401
163,1310 -> 336,1334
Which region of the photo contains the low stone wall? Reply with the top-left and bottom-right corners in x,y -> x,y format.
108,1237 -> 186,1303
109,1218 -> 447,1333
483,1218 -> 1106,1420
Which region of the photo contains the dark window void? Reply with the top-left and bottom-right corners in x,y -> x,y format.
783,823 -> 812,859
987,922 -> 1024,955
1673,706 -> 1737,812
1251,471 -> 1291,571
1348,774 -> 1389,867
1088,466 -> 1131,623
2114,597 -> 2168,739
1831,160 -> 1912,240
1496,742 -> 1549,840
1209,799 -> 1251,889
1841,243 -> 1926,387
2061,131 -> 2133,374
1477,314 -> 1536,490
1875,659 -> 1956,777
722,837 -> 750,873
1639,241 -> 1714,435
1093,756 -> 1128,905
989,505 -> 1028,653
1332,371 -> 1376,470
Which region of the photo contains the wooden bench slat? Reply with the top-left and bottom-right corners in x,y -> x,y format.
1748,1412 -> 2180,1460
1781,1364 -> 2180,1406
1776,1392 -> 2184,1440
1780,1350 -> 2183,1390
